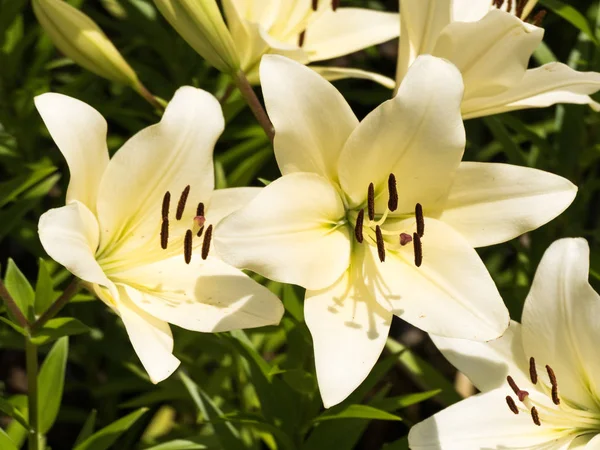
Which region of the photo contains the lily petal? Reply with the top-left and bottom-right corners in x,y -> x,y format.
260,55 -> 358,182
430,321 -> 529,392
214,173 -> 351,291
305,269 -> 392,408
207,187 -> 262,226
462,63 -> 600,119
114,256 -> 283,332
338,55 -> 465,212
117,287 -> 180,383
34,93 -> 109,213
310,66 -> 395,89
396,0 -> 452,84
432,10 -> 543,100
304,8 -> 399,62
522,238 -> 600,410
451,0 -> 491,22
408,388 -> 571,450
367,218 -> 508,341
96,86 -> 222,258
38,202 -> 117,299
440,162 -> 577,248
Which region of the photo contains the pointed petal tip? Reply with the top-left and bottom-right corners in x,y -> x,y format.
148,354 -> 181,384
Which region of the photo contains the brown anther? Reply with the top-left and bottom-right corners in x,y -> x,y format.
507,376 -> 520,396
530,406 -> 541,426
355,209 -> 365,243
516,0 -> 525,18
529,357 -> 538,384
551,385 -> 560,405
161,191 -> 171,219
375,225 -> 385,262
531,10 -> 546,26
184,230 -> 192,264
332,0 -> 340,11
415,203 -> 424,237
196,202 -> 205,217
298,30 -> 306,47
312,0 -> 318,10
546,365 -> 560,405
507,0 -> 512,13
160,218 -> 169,249
400,232 -> 412,246
367,183 -> 375,221
387,173 -> 398,212
201,224 -> 213,260
413,233 -> 422,267
506,396 -> 519,414
176,185 -> 191,220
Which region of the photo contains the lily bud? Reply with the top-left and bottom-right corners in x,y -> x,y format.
32,0 -> 141,89
153,0 -> 241,74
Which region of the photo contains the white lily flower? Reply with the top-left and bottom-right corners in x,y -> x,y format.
35,87 -> 284,383
214,54 -> 577,407
155,0 -> 399,87
396,0 -> 600,118
409,238 -> 600,450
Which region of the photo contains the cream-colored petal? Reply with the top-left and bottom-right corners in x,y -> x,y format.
214,173 -> 350,291
303,8 -> 399,62
522,238 -> 600,411
440,162 -> 577,248
305,270 -> 392,408
113,256 -> 283,332
365,218 -> 508,341
38,202 -> 117,299
95,86 -> 222,260
338,55 -> 465,212
430,321 -> 529,393
260,55 -> 357,182
309,66 -> 395,89
432,10 -> 543,100
462,63 -> 600,119
116,286 -> 180,383
451,0 -> 491,22
34,93 -> 109,213
206,187 -> 261,225
396,0 -> 452,85
409,388 -> 570,450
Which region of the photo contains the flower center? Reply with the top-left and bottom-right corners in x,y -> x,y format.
348,173 -> 425,268
504,357 -> 600,432
492,0 -> 546,24
160,185 -> 212,265
298,0 -> 340,47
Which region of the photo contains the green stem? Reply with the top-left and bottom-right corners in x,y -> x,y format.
25,338 -> 40,450
0,279 -> 29,329
233,70 -> 275,142
136,83 -> 165,111
30,279 -> 81,335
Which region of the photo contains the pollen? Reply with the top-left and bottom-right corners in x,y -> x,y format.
531,406 -> 541,426
367,182 -> 375,221
201,224 -> 213,260
375,225 -> 385,262
184,229 -> 192,264
413,232 -> 422,267
355,209 -> 365,243
529,357 -> 538,384
415,203 -> 424,238
387,173 -> 398,212
160,218 -> 169,250
161,191 -> 171,219
506,396 -> 519,414
176,185 -> 191,220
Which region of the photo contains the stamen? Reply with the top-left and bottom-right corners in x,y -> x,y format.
531,406 -> 541,426
298,30 -> 306,47
332,0 -> 339,11
355,209 -> 365,243
196,202 -> 205,237
415,203 -> 424,237
196,202 -> 204,217
507,375 -> 529,401
413,233 -> 422,267
532,10 -> 546,26
516,0 -> 525,18
506,396 -> 519,414
367,183 -> 375,221
201,224 -> 213,260
529,357 -> 538,384
184,230 -> 192,264
387,173 -> 398,212
160,218 -> 169,249
312,0 -> 318,10
176,185 -> 191,220
162,191 -> 171,219
546,365 -> 560,405
507,0 -> 512,13
400,232 -> 412,246
375,225 -> 385,262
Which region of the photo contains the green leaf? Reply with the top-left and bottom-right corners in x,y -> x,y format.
539,0 -> 599,45
313,404 -> 402,423
4,258 -> 34,321
34,258 -> 56,315
144,439 -> 207,450
38,336 -> 68,434
371,390 -> 441,411
0,428 -> 18,450
74,409 -> 97,447
382,436 -> 409,450
0,396 -> 29,429
179,372 -> 246,450
31,317 -> 91,345
0,316 -> 26,336
74,408 -> 148,450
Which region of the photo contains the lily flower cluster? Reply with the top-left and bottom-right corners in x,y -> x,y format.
31,0 -> 600,448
